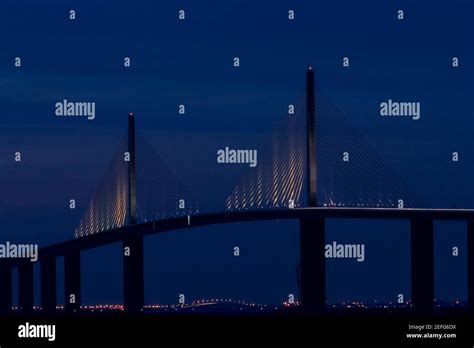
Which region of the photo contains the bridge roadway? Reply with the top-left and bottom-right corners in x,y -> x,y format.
1,207 -> 474,314
37,206 -> 474,259
13,207 -> 470,260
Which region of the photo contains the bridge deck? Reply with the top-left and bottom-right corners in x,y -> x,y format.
4,207 -> 474,266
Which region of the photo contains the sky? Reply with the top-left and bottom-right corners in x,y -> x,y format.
0,0 -> 473,306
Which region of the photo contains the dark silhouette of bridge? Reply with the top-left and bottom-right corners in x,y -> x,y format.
1,67 -> 474,315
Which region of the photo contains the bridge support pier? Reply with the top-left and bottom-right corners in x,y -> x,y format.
123,235 -> 144,313
0,263 -> 12,313
410,219 -> 434,313
467,221 -> 474,311
18,262 -> 34,313
299,217 -> 326,312
64,251 -> 81,312
41,256 -> 57,313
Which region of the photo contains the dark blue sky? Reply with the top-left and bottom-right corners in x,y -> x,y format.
0,0 -> 473,305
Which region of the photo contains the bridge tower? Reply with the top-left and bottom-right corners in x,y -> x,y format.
123,112 -> 144,313
128,112 -> 137,224
306,67 -> 317,207
299,67 -> 326,312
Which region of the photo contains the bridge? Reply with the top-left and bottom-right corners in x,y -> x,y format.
1,67 -> 473,315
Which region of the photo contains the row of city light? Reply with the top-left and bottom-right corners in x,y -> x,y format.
9,299 -> 464,311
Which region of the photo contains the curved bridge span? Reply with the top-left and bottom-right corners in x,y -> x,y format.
40,207 -> 474,258
1,207 -> 474,315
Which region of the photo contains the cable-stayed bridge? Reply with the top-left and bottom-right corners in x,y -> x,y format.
1,68 -> 473,315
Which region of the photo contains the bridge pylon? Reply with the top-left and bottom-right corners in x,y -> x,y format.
468,221 -> 474,312
299,67 -> 326,312
410,220 -> 434,313
123,112 -> 144,313
306,66 -> 317,207
128,112 -> 137,225
0,262 -> 12,313
18,261 -> 34,313
64,250 -> 81,312
41,256 -> 57,313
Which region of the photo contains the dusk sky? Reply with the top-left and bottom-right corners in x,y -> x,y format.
0,0 -> 472,306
